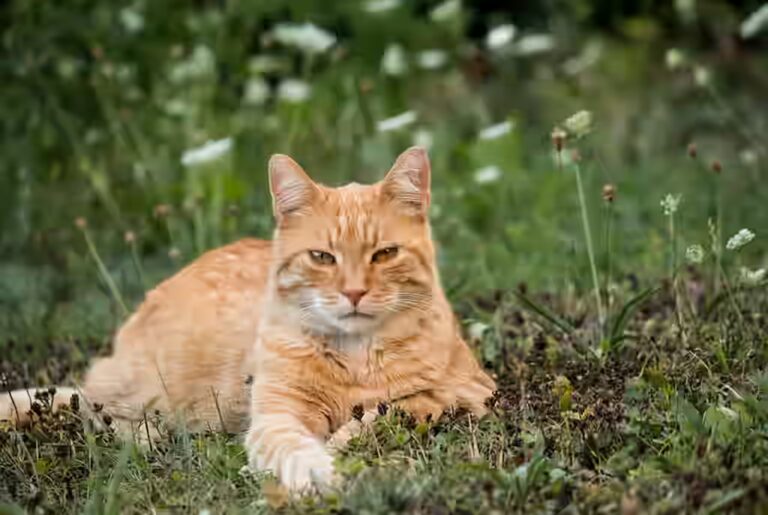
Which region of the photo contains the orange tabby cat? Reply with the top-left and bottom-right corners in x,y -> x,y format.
1,147 -> 496,491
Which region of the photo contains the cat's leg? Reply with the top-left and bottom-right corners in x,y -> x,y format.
245,385 -> 337,492
1,386 -> 81,426
453,368 -> 497,416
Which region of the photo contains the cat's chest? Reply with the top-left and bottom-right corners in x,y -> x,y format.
325,335 -> 423,403
327,335 -> 384,383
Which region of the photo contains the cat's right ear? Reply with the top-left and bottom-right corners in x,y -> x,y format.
268,154 -> 317,221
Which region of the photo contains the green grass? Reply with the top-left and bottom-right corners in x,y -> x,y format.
2,1 -> 768,513
3,286 -> 768,513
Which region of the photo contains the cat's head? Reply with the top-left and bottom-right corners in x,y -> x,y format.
268,147 -> 436,335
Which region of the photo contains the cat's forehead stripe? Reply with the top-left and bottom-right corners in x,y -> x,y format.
325,185 -> 381,244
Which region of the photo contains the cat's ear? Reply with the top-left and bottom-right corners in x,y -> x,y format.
268,154 -> 317,220
382,146 -> 431,215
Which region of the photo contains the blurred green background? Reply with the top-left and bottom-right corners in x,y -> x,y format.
0,0 -> 766,341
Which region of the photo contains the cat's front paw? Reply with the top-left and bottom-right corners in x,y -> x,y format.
281,443 -> 337,492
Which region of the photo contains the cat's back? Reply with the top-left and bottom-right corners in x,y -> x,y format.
118,238 -> 274,347
84,238 -> 274,426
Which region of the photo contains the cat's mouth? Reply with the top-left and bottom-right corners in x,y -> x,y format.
339,311 -> 374,320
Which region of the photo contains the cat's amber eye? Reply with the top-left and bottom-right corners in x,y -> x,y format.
371,246 -> 399,264
308,250 -> 336,265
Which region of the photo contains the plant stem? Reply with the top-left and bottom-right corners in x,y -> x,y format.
718,261 -> 746,330
129,239 -> 148,291
669,212 -> 677,280
81,229 -> 129,316
572,159 -> 605,339
715,178 -> 723,295
604,201 -> 614,313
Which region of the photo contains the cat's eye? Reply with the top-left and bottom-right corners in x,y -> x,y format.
371,246 -> 399,264
308,250 -> 336,265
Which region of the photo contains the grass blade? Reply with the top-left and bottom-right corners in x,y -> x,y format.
609,286 -> 660,344
513,291 -> 575,334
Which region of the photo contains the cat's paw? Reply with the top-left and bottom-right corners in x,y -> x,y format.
281,443 -> 337,492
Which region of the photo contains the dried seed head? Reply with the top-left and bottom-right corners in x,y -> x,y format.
711,160 -> 722,174
124,230 -> 136,244
602,184 -> 616,203
687,143 -> 697,159
359,78 -> 374,94
74,217 -> 88,230
551,127 -> 566,152
153,204 -> 172,219
168,247 -> 181,260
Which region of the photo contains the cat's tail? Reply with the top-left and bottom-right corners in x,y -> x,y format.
1,386 -> 82,427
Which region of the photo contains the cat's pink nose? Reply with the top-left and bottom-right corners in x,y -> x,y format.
342,289 -> 368,307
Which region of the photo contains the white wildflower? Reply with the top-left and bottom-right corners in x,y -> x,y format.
563,40 -> 603,75
169,45 -> 215,83
478,120 -> 513,140
513,34 -> 555,55
417,49 -> 448,70
243,78 -> 270,105
486,24 -> 516,50
686,244 -> 704,264
119,7 -> 144,33
364,0 -> 401,13
430,0 -> 461,22
563,110 -> 593,138
248,55 -> 285,74
56,58 -> 79,79
675,0 -> 697,23
413,129 -> 434,150
665,48 -> 685,70
165,99 -> 192,117
467,321 -> 489,341
693,66 -> 711,87
739,149 -> 758,166
181,138 -> 233,167
272,23 -> 336,54
381,44 -> 407,76
740,267 -> 766,286
474,165 -> 502,184
376,110 -> 417,132
740,3 -> 768,39
726,228 -> 755,251
660,194 -> 681,216
277,79 -> 311,103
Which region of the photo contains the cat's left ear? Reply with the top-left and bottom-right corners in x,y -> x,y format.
382,147 -> 431,215
268,154 -> 317,221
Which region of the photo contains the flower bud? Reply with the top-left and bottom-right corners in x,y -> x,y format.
602,184 -> 616,203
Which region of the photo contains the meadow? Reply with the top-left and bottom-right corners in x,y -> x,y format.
1,1 -> 767,513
